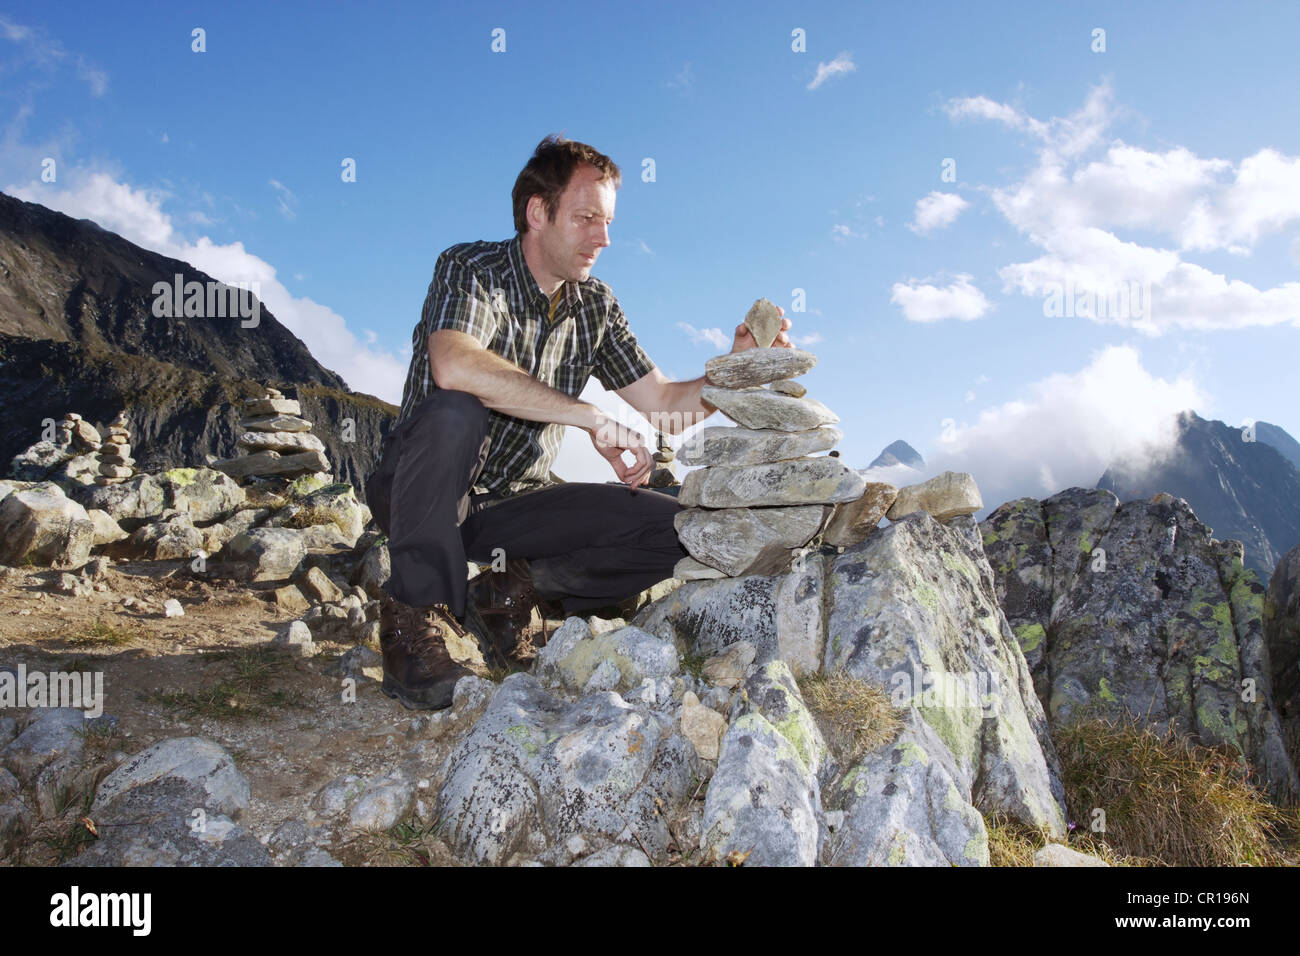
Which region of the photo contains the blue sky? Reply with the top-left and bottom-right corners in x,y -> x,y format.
3,0 -> 1298,506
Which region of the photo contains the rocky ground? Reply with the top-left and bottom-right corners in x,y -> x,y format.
0,558 -> 480,865
1,456 -> 1296,867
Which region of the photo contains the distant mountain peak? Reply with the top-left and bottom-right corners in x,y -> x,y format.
868,439 -> 924,470
1097,409 -> 1300,579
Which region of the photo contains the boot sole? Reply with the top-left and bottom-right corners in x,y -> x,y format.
381,674 -> 456,711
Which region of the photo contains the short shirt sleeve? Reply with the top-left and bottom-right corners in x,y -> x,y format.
593,299 -> 656,391
419,250 -> 500,350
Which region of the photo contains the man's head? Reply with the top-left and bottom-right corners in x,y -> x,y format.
513,134 -> 620,286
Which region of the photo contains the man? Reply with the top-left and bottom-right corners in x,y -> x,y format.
367,134 -> 793,710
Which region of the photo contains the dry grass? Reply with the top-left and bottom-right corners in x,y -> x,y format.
983,811 -> 1148,867
1055,713 -> 1300,866
280,504 -> 349,535
798,671 -> 903,765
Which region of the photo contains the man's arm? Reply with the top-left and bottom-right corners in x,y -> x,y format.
429,330 -> 600,430
615,368 -> 717,437
615,311 -> 794,436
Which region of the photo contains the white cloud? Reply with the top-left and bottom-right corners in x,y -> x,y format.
890,273 -> 990,322
831,223 -> 866,241
807,52 -> 855,91
268,179 -> 297,221
636,239 -> 654,256
5,171 -> 408,401
946,81 -> 1300,332
861,345 -> 1206,514
792,332 -> 822,347
666,62 -> 693,91
0,14 -> 107,97
909,191 -> 969,235
676,321 -> 729,350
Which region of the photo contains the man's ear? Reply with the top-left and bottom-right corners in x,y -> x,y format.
527,194 -> 549,231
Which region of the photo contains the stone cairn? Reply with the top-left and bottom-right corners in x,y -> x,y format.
55,412 -> 101,456
211,385 -> 331,482
94,411 -> 136,485
647,431 -> 679,489
672,299 -> 900,580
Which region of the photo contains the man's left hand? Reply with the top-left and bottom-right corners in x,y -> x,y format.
730,305 -> 793,353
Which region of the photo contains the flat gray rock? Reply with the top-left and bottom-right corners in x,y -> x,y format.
237,431 -> 326,454
679,456 -> 865,508
678,424 -> 841,467
701,386 -> 838,432
705,347 -> 816,389
675,505 -> 827,576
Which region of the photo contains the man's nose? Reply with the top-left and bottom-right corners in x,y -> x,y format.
595,222 -> 611,247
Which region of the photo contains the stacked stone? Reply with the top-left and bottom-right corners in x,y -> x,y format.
671,299 -> 871,581
56,412 -> 101,454
647,432 -> 679,489
94,411 -> 136,485
212,386 -> 330,481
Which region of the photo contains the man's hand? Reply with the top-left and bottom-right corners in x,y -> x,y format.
730,305 -> 793,353
587,411 -> 653,487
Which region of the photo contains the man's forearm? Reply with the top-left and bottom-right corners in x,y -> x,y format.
441,348 -> 598,430
648,375 -> 719,436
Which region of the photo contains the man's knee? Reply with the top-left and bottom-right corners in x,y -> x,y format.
404,388 -> 488,438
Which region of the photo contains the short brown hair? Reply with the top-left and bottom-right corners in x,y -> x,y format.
512,134 -> 621,234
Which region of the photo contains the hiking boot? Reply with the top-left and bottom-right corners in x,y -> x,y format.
467,558 -> 566,667
378,592 -> 474,710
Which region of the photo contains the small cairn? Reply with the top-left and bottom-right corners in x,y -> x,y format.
672,298 -> 890,580
647,431 -> 679,489
57,412 -> 101,454
212,385 -> 330,481
94,411 -> 136,485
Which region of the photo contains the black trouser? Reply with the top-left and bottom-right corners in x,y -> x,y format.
365,389 -> 688,618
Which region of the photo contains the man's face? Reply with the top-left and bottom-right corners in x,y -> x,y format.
530,163 -> 616,283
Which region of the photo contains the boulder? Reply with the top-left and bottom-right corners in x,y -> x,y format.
635,553 -> 827,677
829,708 -> 988,866
534,618 -> 679,694
824,511 -> 1067,836
0,489 -> 95,569
886,471 -> 983,522
982,487 -> 1300,805
70,737 -> 270,866
702,661 -> 826,866
159,468 -> 246,523
435,673 -> 697,865
74,474 -> 166,530
221,527 -> 308,582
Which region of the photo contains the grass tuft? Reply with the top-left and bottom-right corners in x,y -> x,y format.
798,671 -> 902,765
1055,712 -> 1300,866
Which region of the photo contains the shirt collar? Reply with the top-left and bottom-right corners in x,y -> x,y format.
507,233 -> 584,315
